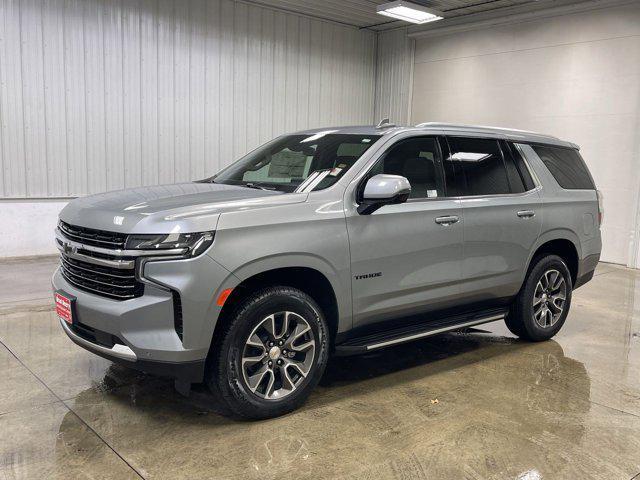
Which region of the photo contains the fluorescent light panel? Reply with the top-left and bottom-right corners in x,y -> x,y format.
376,1 -> 443,24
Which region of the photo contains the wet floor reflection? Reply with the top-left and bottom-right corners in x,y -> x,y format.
2,263 -> 640,479
47,331 -> 615,480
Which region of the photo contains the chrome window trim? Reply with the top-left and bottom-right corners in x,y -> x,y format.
513,142 -> 542,189
449,185 -> 542,201
350,133 -> 544,208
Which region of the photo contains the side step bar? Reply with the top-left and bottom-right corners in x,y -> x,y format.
335,311 -> 506,356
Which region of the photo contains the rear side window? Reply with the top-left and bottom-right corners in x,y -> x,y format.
531,145 -> 594,189
506,142 -> 536,191
446,137 -> 511,196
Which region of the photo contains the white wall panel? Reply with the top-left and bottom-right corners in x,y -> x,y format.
374,27 -> 414,125
63,0 -> 88,196
0,200 -> 68,257
0,0 -> 27,197
43,0 -> 69,196
0,0 -> 376,199
410,3 -> 640,267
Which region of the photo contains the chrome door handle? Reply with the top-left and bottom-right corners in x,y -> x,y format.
517,210 -> 535,218
435,215 -> 459,226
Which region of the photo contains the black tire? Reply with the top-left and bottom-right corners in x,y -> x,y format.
507,254 -> 573,341
208,286 -> 330,420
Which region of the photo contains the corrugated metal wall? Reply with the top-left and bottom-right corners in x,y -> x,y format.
374,27 -> 414,126
0,0 -> 376,198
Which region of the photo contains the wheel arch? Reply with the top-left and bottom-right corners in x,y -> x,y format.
526,231 -> 581,286
213,257 -> 345,350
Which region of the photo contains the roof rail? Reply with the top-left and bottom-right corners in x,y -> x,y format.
414,122 -> 559,140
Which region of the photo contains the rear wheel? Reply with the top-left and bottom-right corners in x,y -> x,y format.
506,254 -> 572,341
208,286 -> 329,419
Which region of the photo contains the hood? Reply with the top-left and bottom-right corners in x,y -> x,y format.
59,182 -> 306,233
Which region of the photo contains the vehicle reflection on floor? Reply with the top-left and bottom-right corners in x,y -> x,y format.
1,261 -> 639,479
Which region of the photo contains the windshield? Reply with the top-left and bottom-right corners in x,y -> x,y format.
207,132 -> 381,192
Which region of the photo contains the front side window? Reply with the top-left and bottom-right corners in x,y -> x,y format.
367,137 -> 444,199
445,137 -> 511,196
209,133 -> 381,192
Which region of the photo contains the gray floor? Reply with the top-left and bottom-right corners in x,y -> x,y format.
1,257 -> 639,479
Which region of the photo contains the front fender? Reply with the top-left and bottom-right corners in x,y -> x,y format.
226,253 -> 351,332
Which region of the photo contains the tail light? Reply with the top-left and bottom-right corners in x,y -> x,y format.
596,190 -> 604,226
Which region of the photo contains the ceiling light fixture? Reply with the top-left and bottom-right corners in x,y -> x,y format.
376,1 -> 443,24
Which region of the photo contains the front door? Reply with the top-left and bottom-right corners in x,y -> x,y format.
346,136 -> 464,330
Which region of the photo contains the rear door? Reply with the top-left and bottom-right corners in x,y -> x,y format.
444,136 -> 542,303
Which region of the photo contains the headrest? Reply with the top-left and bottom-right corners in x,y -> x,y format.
403,157 -> 434,183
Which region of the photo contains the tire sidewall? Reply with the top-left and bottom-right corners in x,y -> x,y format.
221,288 -> 329,418
521,255 -> 573,341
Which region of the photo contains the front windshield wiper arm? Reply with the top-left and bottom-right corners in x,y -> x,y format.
243,182 -> 276,191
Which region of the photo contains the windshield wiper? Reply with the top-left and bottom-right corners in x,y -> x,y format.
243,182 -> 275,191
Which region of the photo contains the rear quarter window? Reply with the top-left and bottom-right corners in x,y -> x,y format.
531,145 -> 594,190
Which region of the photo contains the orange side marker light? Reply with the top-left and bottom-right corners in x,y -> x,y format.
216,288 -> 233,306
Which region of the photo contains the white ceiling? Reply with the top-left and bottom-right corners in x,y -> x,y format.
247,0 -> 548,30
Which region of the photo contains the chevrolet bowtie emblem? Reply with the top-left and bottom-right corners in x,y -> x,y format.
62,242 -> 78,255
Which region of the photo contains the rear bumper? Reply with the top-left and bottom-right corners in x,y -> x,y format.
575,253 -> 600,289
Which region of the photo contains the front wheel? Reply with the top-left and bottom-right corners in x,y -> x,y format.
208,286 -> 329,419
506,254 -> 573,341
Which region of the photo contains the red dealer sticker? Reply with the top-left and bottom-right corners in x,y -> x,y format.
55,292 -> 73,325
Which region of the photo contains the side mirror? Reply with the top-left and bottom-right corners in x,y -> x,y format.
358,174 -> 411,215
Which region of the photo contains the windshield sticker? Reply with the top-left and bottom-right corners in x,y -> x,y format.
268,150 -> 309,178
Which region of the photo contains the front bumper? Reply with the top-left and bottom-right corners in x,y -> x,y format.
52,252 -> 239,383
58,317 -> 206,382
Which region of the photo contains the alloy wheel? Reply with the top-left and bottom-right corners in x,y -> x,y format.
532,269 -> 567,328
241,311 -> 316,400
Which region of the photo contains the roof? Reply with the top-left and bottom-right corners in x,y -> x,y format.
293,123 -> 578,149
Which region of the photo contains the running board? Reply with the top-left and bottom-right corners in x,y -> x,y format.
334,311 -> 506,355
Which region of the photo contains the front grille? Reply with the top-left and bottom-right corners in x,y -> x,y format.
58,221 -> 143,301
60,254 -> 144,300
59,221 -> 127,249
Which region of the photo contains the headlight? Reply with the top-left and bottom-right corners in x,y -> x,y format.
125,231 -> 214,257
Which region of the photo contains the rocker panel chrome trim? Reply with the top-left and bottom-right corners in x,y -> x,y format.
365,314 -> 505,350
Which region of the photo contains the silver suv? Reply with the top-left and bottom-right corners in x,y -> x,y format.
52,122 -> 602,419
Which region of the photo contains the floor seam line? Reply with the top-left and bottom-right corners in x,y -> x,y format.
586,398 -> 640,419
0,398 -> 64,417
593,269 -> 618,277
0,338 -> 146,480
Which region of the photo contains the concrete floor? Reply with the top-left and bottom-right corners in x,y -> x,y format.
1,258 -> 639,480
